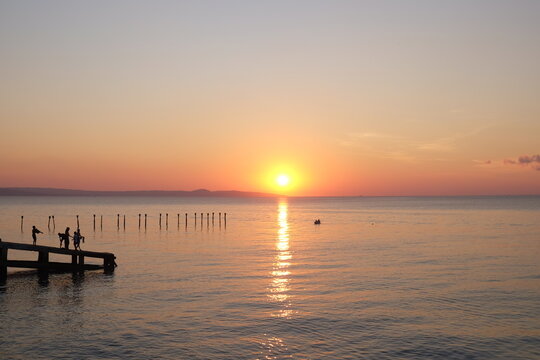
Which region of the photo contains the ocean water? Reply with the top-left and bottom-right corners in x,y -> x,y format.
0,195 -> 539,359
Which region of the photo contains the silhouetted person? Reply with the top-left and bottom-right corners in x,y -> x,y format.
32,225 -> 43,245
73,229 -> 84,250
63,227 -> 71,249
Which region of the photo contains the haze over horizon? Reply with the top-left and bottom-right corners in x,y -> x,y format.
1,1 -> 539,196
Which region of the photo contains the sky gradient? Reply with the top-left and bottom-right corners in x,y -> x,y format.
1,0 -> 539,196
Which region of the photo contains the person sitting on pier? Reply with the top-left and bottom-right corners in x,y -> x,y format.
32,225 -> 43,245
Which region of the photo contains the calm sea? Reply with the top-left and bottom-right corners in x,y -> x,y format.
0,196 -> 539,359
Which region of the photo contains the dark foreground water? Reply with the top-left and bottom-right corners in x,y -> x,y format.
0,196 -> 539,359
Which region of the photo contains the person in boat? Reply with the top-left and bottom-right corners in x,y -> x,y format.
32,225 -> 43,245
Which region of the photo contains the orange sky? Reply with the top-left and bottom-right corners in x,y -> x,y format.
1,1 -> 539,196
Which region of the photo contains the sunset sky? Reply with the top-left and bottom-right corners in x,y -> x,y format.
1,0 -> 539,196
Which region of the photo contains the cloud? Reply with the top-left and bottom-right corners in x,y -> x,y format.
518,154 -> 540,164
503,154 -> 540,170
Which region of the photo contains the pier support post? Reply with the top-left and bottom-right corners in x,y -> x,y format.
104,255 -> 116,272
117,214 -> 120,230
138,214 -> 141,229
93,214 -> 96,231
159,213 -> 162,229
100,215 -> 103,231
38,251 -> 49,270
123,215 -> 126,230
0,247 -> 8,281
166,213 -> 168,229
21,216 -> 23,232
48,216 -> 51,230
145,214 -> 147,230
76,215 -> 79,229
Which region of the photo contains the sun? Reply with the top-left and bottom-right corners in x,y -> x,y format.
276,174 -> 290,187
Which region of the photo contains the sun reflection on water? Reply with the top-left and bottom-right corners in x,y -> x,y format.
267,200 -> 294,319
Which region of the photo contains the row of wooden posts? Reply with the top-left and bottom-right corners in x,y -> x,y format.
20,212 -> 227,231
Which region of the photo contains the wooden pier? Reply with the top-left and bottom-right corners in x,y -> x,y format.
0,241 -> 116,281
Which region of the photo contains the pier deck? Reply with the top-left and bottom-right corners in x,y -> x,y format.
0,241 -> 116,281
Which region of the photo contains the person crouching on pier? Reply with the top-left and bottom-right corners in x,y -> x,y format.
32,225 -> 43,245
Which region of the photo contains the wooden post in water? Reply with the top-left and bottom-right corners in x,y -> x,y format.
123,215 -> 126,230
100,215 -> 103,231
224,213 -> 227,227
177,213 -> 180,228
48,216 -> 51,230
144,214 -> 147,230
166,213 -> 168,229
76,215 -> 79,229
185,213 -> 188,227
117,214 -> 120,230
207,213 -> 209,227
93,214 -> 96,231
20,216 -> 23,232
52,215 -> 55,229
212,212 -> 214,225
194,213 -> 197,227
159,213 -> 162,229
138,214 -> 141,230
219,212 -> 221,226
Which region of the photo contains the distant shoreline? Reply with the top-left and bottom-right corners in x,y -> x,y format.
0,187 -> 279,198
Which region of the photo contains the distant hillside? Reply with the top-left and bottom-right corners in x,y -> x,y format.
0,187 -> 279,198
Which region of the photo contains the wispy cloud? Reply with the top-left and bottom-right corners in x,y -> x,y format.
503,154 -> 540,170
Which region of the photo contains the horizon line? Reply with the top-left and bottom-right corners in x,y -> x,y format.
0,187 -> 539,198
